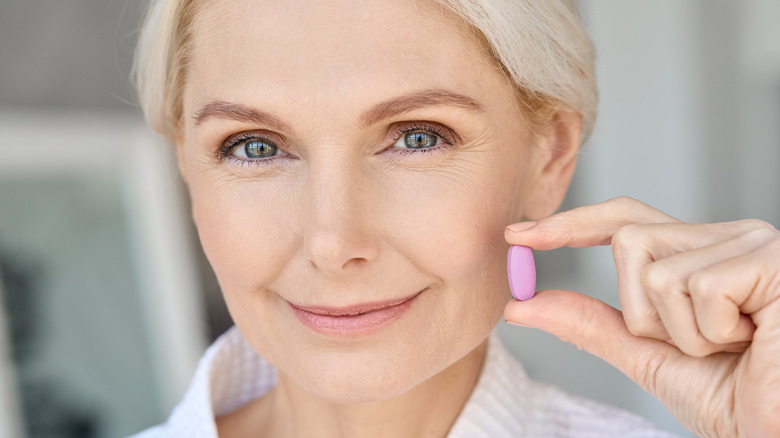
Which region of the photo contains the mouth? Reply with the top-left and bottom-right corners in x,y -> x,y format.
287,290 -> 424,337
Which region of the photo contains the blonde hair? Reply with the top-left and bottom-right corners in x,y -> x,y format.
133,0 -> 596,142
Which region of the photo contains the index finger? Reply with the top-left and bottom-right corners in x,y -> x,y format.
505,197 -> 680,250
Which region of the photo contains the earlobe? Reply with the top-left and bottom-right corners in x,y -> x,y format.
523,110 -> 583,220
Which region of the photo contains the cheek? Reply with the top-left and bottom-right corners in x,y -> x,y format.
189,176 -> 298,295
390,182 -> 507,274
391,145 -> 532,270
381,163 -> 525,311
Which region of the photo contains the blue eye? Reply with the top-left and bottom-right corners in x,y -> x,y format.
232,138 -> 279,159
394,131 -> 441,150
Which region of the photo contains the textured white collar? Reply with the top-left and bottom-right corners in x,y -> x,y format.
133,326 -> 676,437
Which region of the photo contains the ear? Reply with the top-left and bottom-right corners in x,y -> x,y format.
173,138 -> 189,184
522,110 -> 583,220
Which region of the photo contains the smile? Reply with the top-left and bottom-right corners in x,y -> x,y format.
287,290 -> 424,337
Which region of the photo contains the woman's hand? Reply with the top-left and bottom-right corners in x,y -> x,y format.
504,197 -> 780,438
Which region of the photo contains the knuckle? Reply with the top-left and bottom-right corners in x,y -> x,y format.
554,296 -> 600,351
632,347 -> 669,396
623,307 -> 662,338
570,308 -> 597,351
687,270 -> 716,300
611,196 -> 640,207
743,225 -> 779,243
554,226 -> 576,247
676,336 -> 715,358
602,196 -> 640,218
641,263 -> 675,295
611,223 -> 642,252
700,324 -> 733,345
624,317 -> 655,338
735,218 -> 776,232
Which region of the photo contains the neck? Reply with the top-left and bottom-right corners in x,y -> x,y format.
218,339 -> 488,438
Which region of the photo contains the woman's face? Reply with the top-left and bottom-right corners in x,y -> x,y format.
180,0 -> 555,402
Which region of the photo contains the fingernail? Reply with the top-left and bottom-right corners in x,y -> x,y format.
507,245 -> 536,301
506,221 -> 538,233
504,320 -> 530,328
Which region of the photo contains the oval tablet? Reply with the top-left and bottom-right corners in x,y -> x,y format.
507,245 -> 536,301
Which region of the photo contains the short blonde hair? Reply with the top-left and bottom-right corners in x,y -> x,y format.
133,0 -> 596,142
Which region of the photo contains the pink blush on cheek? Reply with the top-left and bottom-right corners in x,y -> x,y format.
507,245 -> 536,300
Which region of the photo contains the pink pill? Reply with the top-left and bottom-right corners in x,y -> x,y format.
507,245 -> 536,301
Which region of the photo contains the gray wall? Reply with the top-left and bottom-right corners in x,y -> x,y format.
0,0 -> 144,110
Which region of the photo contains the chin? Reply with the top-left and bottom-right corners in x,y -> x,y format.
283,339 -> 448,405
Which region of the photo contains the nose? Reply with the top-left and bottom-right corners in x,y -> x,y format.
302,162 -> 380,277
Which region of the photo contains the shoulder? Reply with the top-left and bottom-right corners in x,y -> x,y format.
448,334 -> 680,438
129,327 -> 277,438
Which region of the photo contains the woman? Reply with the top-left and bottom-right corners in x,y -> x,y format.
131,0 -> 780,436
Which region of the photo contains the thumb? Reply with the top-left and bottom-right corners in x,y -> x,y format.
504,290 -> 679,393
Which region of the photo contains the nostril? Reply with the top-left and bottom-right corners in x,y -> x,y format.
341,256 -> 368,270
304,225 -> 378,276
307,251 -> 369,273
303,191 -> 380,275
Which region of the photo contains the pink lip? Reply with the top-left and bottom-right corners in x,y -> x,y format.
287,290 -> 423,337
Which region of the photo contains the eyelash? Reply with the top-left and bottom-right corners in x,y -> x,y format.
216,132 -> 293,170
390,121 -> 455,156
217,121 -> 457,165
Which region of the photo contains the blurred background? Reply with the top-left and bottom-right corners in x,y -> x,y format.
0,0 -> 778,437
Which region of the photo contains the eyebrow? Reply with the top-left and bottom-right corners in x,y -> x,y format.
360,89 -> 484,126
194,100 -> 290,131
193,89 -> 484,130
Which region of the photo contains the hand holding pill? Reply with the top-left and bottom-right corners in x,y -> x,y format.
502,197 -> 780,438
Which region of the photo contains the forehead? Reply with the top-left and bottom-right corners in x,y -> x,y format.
184,0 -> 506,114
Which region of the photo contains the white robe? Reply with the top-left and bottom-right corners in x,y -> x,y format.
131,327 -> 679,437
